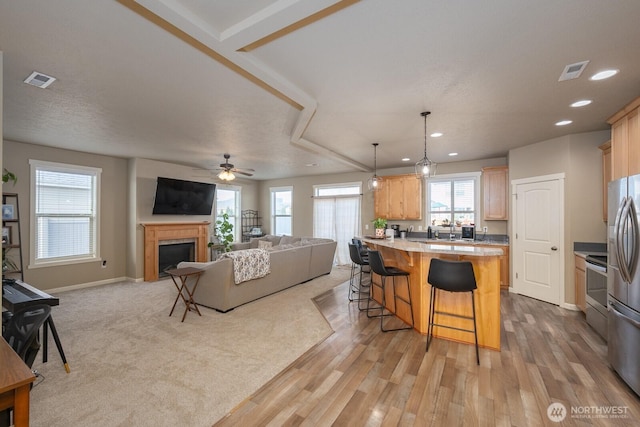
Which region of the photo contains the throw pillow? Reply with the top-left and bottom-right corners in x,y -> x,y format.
258,240 -> 272,250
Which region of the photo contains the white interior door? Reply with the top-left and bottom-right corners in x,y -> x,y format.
512,175 -> 564,305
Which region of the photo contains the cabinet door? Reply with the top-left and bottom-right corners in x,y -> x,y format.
403,176 -> 422,220
628,108 -> 640,176
482,166 -> 508,220
387,177 -> 405,219
499,245 -> 510,289
611,117 -> 629,180
600,141 -> 611,222
374,178 -> 389,219
575,255 -> 586,312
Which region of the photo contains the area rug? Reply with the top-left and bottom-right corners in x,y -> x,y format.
28,266 -> 351,427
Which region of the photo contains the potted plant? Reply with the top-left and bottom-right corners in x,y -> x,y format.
2,168 -> 17,185
212,212 -> 234,252
373,217 -> 387,238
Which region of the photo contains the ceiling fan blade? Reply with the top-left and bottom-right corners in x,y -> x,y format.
234,170 -> 253,177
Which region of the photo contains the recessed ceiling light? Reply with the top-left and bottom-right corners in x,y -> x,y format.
571,100 -> 592,107
305,163 -> 318,167
590,69 -> 619,81
448,152 -> 458,157
430,132 -> 443,138
401,158 -> 411,162
556,120 -> 573,126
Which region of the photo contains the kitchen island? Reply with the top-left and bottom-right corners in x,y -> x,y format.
362,237 -> 503,350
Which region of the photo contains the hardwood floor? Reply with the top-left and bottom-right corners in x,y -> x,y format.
214,279 -> 640,426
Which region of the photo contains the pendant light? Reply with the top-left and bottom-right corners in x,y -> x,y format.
415,111 -> 437,178
367,143 -> 383,191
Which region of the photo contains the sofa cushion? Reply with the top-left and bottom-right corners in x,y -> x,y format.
280,235 -> 301,245
271,240 -> 306,251
258,240 -> 272,250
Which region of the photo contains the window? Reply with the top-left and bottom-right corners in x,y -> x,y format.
313,183 -> 361,265
270,187 -> 292,235
215,186 -> 241,241
30,160 -> 101,267
427,173 -> 480,228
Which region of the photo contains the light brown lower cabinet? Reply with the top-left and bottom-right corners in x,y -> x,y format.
575,255 -> 586,312
426,241 -> 509,289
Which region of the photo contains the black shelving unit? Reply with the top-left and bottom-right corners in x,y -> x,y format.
2,193 -> 24,281
241,210 -> 263,242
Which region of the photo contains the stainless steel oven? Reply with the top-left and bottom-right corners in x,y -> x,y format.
585,255 -> 608,340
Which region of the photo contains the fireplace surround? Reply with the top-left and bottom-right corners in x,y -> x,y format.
142,222 -> 209,281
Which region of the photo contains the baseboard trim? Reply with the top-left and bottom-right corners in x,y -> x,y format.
48,276 -> 136,294
561,303 -> 581,311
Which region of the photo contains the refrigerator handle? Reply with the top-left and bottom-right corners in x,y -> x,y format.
610,300 -> 640,328
614,196 -> 626,269
627,197 -> 639,281
617,197 -> 632,283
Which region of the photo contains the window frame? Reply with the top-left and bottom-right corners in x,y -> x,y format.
313,182 -> 362,197
426,172 -> 481,230
214,184 -> 241,242
270,186 -> 293,236
29,159 -> 102,268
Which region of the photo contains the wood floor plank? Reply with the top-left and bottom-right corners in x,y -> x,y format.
214,282 -> 640,427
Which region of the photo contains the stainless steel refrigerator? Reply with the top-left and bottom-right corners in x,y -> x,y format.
608,174 -> 640,396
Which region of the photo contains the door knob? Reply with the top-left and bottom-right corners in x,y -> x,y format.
551,246 -> 558,251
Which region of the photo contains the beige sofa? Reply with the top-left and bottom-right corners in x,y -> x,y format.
177,235 -> 337,312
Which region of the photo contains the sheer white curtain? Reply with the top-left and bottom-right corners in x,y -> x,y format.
313,195 -> 361,265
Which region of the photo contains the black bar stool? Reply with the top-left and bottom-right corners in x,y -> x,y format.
366,250 -> 414,332
426,258 -> 480,365
348,243 -> 370,309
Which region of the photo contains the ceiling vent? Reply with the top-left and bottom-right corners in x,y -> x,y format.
24,71 -> 56,88
558,60 -> 590,81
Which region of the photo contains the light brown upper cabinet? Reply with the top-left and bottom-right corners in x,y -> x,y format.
608,96 -> 640,181
374,174 -> 422,220
482,166 -> 508,220
599,140 -> 611,222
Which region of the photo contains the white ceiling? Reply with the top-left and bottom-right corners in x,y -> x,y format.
1,0 -> 640,180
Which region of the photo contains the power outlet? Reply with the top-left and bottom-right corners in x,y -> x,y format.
365,224 -> 369,230
101,260 -> 107,268
418,225 -> 423,231
483,226 -> 488,233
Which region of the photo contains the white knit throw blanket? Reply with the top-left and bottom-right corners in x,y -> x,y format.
219,248 -> 271,284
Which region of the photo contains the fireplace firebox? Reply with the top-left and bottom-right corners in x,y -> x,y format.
158,243 -> 195,277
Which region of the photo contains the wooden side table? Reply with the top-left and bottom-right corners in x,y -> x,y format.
166,267 -> 203,322
0,337 -> 35,427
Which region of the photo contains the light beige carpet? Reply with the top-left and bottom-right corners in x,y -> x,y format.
28,266 -> 351,427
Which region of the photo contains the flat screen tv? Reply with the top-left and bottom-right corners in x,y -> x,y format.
152,177 -> 216,215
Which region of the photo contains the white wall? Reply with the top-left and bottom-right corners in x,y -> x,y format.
509,130 -> 610,304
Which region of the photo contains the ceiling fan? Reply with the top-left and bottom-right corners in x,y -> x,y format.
215,153 -> 254,181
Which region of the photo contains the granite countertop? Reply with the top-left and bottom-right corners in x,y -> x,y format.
575,250 -> 608,258
361,237 -> 504,257
406,237 -> 509,247
574,242 -> 607,258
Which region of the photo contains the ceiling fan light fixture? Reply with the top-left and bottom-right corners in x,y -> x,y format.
367,143 -> 383,191
218,170 -> 235,181
415,111 -> 437,179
